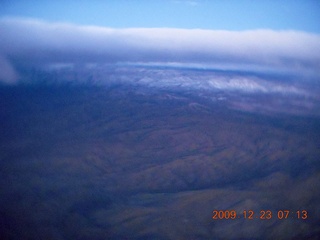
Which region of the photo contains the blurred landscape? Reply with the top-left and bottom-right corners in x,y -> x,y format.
0,66 -> 319,239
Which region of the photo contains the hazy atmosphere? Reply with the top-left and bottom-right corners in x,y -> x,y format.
1,1 -> 320,239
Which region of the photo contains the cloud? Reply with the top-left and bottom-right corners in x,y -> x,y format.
0,55 -> 18,84
0,17 -> 320,83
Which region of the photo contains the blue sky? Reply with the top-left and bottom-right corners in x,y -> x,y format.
1,0 -> 320,32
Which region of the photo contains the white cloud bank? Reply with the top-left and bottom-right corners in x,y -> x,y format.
0,17 -> 320,83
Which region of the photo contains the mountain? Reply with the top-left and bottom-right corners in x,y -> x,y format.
0,66 -> 319,239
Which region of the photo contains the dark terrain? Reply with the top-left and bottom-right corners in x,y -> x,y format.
0,68 -> 320,239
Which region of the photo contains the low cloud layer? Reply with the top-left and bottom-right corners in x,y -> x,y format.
0,17 -> 320,83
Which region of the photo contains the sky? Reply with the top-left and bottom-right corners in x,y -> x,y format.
1,0 -> 320,32
0,0 -> 319,84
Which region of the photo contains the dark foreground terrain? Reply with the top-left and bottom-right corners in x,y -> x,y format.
0,70 -> 320,239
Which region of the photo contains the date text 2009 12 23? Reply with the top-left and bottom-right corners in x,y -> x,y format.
212,210 -> 308,220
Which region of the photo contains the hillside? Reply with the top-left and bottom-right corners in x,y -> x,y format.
0,80 -> 319,239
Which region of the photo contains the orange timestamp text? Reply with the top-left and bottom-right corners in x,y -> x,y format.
212,210 -> 308,220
